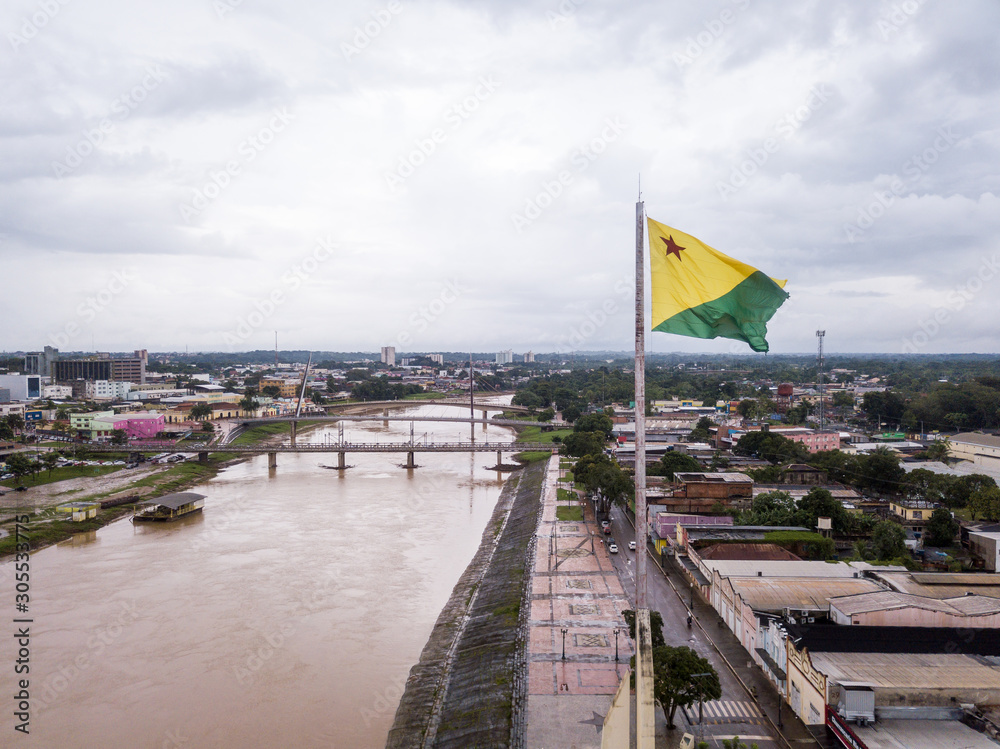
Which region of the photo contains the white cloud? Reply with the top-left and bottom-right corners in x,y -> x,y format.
1,0 -> 998,355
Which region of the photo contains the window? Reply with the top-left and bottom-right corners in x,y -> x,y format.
913,511 -> 922,519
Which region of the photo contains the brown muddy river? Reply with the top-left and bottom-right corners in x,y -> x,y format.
1,404 -> 514,748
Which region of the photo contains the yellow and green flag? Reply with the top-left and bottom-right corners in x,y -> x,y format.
647,217 -> 789,353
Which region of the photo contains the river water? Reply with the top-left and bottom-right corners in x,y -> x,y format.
1,404 -> 514,748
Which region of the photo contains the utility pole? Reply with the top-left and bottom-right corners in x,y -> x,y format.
816,330 -> 826,431
469,352 -> 475,444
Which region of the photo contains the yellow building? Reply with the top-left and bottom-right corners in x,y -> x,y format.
889,500 -> 936,522
259,377 -> 300,398
56,502 -> 100,522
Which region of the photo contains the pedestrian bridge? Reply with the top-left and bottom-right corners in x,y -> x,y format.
322,398 -> 532,414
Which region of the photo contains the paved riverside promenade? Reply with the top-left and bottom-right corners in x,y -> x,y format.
524,456 -> 632,749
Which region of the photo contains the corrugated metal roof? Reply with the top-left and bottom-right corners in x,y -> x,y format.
830,590 -> 1000,617
953,432 -> 1000,449
811,652 -> 1000,690
874,571 -> 1000,599
707,560 -> 863,579
730,576 -> 881,611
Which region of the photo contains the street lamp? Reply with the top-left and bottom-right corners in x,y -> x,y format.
613,628 -> 620,662
561,628 -> 568,660
691,672 -> 712,726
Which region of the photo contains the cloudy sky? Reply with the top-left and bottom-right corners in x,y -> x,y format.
1,0 -> 998,356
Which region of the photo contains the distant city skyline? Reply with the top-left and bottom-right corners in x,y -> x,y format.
1,1 -> 998,355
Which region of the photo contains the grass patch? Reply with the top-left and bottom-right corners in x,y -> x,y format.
556,506 -> 583,521
515,426 -> 572,444
1,464 -> 120,489
514,426 -> 571,463
556,488 -> 576,502
562,470 -> 575,483
403,392 -> 449,400
229,423 -> 292,446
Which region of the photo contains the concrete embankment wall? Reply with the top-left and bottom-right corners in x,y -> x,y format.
385,459 -> 546,749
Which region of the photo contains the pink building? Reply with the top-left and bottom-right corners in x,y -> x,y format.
91,413 -> 165,441
124,413 -> 165,440
783,431 -> 840,453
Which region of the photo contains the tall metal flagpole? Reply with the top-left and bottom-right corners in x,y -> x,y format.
634,199 -> 647,610
634,197 -> 655,747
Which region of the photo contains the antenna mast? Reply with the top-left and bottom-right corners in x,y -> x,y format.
816,330 -> 826,431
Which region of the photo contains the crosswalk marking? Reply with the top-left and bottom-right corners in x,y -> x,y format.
692,700 -> 764,725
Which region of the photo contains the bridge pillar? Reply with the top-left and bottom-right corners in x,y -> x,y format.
497,450 -> 502,468
290,421 -> 297,446
338,451 -> 346,470
406,451 -> 415,469
268,452 -> 277,469
199,451 -> 209,463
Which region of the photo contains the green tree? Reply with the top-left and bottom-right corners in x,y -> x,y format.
537,407 -> 555,422
0,421 -> 13,441
688,416 -> 714,442
110,428 -> 128,445
734,432 -> 810,464
923,508 -> 959,547
650,646 -> 722,730
854,446 -> 905,495
969,486 -> 1000,522
41,452 -> 60,477
740,491 -> 801,526
563,431 -> 606,458
261,385 -> 282,399
561,405 -> 582,423
6,454 -> 34,484
872,520 -> 907,560
239,389 -> 260,417
189,403 -> 213,421
6,413 -> 25,432
648,451 -> 702,479
798,487 -> 850,534
924,439 -> 951,463
832,391 -> 855,409
574,412 -> 614,439
621,609 -> 665,648
574,453 -> 633,509
722,738 -> 759,749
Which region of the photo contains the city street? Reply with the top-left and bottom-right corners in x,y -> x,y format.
604,503 -> 786,749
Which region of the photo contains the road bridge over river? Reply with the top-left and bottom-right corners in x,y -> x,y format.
84,441 -> 557,470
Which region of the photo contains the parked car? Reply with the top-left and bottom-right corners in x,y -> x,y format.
15,486 -> 27,492
608,543 -> 619,554
628,541 -> 636,550
603,525 -> 612,535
